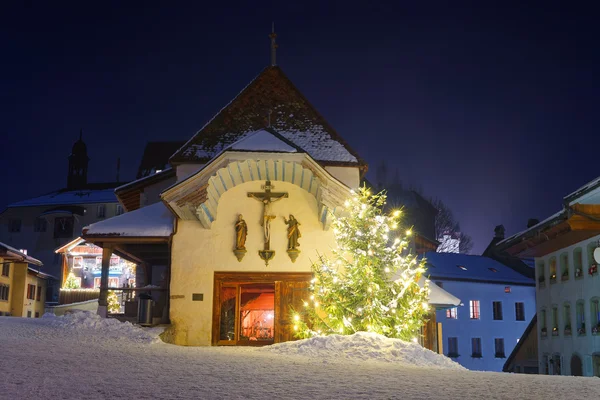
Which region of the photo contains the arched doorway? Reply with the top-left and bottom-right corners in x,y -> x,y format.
570,354 -> 583,376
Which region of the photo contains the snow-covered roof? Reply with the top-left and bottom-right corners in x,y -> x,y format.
27,266 -> 58,280
564,174 -> 600,201
170,66 -> 365,168
229,129 -> 300,153
421,276 -> 460,308
423,252 -> 534,285
0,241 -> 43,266
497,209 -> 565,245
82,202 -> 173,238
9,189 -> 118,208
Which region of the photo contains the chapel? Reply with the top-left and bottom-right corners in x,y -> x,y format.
82,31 -> 458,347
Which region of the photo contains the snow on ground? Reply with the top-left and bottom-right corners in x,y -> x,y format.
1,315 -> 600,400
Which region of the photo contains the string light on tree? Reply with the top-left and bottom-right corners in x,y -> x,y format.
293,186 -> 430,341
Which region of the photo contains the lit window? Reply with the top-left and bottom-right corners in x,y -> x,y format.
552,306 -> 559,336
470,300 -> 480,319
493,301 -> 503,320
446,307 -> 458,319
549,257 -> 557,283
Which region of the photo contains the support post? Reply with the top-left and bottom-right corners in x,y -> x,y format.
97,245 -> 113,317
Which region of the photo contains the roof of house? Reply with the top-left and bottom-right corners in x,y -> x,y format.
423,251 -> 535,285
503,314 -> 537,372
564,174 -> 600,203
82,202 -> 173,238
482,235 -> 535,279
27,266 -> 58,280
0,242 -> 43,266
136,141 -> 185,179
7,187 -> 120,208
169,66 -> 366,170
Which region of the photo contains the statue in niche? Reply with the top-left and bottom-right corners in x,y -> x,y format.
235,215 -> 248,250
283,214 -> 301,250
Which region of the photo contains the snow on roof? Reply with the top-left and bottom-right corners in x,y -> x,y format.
497,209 -> 565,245
170,66 -> 364,167
27,266 -> 58,280
9,189 -> 118,208
423,252 -> 534,284
423,277 -> 460,308
261,331 -> 464,369
0,241 -> 43,266
83,202 -> 173,238
564,174 -> 600,201
229,129 -> 299,153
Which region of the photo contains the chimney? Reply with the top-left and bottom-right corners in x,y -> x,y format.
494,225 -> 505,239
527,218 -> 539,228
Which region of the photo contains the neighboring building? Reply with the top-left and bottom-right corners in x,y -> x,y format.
0,242 -> 54,317
55,238 -> 135,289
497,175 -> 600,376
503,314 -> 539,374
424,251 -> 536,371
81,36 -> 461,350
136,141 -> 185,179
0,133 -> 124,300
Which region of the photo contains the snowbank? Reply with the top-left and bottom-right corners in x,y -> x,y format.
261,332 -> 464,369
42,310 -> 163,344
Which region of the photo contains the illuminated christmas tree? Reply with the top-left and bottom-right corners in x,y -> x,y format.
63,272 -> 80,289
107,291 -> 120,314
294,187 -> 430,342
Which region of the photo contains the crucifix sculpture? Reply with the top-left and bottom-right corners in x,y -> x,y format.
248,180 -> 288,265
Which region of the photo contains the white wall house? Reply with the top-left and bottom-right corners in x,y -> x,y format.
498,175 -> 600,376
425,251 -> 536,372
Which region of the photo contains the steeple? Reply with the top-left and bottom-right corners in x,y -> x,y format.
269,23 -> 278,66
67,129 -> 90,189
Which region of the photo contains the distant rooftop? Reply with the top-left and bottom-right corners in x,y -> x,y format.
423,252 -> 534,285
8,187 -> 119,208
137,141 -> 185,179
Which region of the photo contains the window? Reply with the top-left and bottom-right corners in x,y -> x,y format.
471,338 -> 482,357
540,309 -> 547,337
447,337 -> 459,357
34,217 -> 47,232
116,204 -> 124,216
552,306 -> 559,336
515,302 -> 525,321
35,312 -> 39,318
537,261 -> 545,286
53,216 -> 74,239
8,219 -> 21,233
549,257 -> 557,283
1,263 -> 9,277
560,253 -> 569,281
0,284 -> 9,301
27,311 -> 31,318
564,303 -> 572,335
26,284 -> 36,300
73,256 -> 83,268
552,354 -> 562,375
97,204 -> 106,218
494,338 -> 505,358
93,277 -> 119,289
577,301 -> 586,335
574,247 -> 583,278
493,301 -> 503,320
36,286 -> 42,301
470,300 -> 480,319
591,298 -> 600,335
446,307 -> 457,319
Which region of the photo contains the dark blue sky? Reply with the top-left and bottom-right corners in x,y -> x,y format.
1,1 -> 599,253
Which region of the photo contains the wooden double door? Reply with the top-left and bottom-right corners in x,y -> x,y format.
212,272 -> 310,346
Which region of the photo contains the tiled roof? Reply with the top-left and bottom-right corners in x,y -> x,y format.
170,66 -> 365,168
423,251 -> 534,285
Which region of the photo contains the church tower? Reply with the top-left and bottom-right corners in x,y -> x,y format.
67,129 -> 89,189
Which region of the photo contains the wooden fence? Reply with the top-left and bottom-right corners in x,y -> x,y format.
59,289 -> 100,305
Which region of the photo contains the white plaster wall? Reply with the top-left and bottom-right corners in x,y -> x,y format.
169,180 -> 338,345
536,233 -> 600,376
324,166 -> 360,189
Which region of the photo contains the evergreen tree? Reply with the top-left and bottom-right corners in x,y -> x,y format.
107,291 -> 120,313
63,272 -> 80,289
294,187 -> 430,342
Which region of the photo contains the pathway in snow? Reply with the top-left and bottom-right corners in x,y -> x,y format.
0,314 -> 599,399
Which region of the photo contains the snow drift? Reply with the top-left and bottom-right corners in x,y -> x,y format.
261,332 -> 464,369
42,310 -> 162,344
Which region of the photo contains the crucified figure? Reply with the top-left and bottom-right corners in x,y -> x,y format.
247,180 -> 288,249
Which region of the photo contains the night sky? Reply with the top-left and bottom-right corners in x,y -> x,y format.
1,1 -> 599,253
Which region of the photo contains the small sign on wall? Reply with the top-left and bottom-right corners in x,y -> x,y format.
192,293 -> 204,301
505,286 -> 511,293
